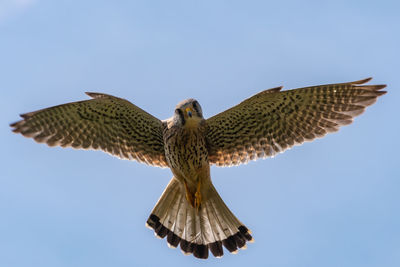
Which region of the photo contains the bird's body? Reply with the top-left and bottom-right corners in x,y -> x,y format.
10,78 -> 386,259
164,118 -> 208,191
151,99 -> 252,258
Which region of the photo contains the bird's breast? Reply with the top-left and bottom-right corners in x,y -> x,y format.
163,126 -> 209,180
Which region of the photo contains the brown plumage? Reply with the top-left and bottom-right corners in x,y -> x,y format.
10,78 -> 386,259
11,92 -> 167,167
206,78 -> 386,166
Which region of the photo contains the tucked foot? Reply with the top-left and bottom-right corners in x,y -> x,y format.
184,181 -> 195,208
194,180 -> 202,211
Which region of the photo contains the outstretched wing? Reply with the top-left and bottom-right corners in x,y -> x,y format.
10,93 -> 168,167
206,78 -> 386,167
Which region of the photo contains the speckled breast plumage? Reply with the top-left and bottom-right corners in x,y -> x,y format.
163,124 -> 208,184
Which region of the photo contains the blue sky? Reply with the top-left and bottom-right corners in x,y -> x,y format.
1,0 -> 399,266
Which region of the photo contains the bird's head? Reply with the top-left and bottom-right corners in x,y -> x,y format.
173,98 -> 204,128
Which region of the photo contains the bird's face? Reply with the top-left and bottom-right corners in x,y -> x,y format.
174,99 -> 204,128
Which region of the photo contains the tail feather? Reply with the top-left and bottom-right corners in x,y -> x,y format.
146,178 -> 253,259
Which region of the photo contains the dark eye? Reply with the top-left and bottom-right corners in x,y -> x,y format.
175,109 -> 185,124
192,101 -> 200,114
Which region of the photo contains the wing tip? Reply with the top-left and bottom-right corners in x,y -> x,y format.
351,77 -> 387,89
376,89 -> 387,95
351,77 -> 373,84
19,112 -> 34,119
350,78 -> 387,96
9,121 -> 19,128
9,118 -> 25,132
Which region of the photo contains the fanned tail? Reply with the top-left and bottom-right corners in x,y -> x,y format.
146,178 -> 253,259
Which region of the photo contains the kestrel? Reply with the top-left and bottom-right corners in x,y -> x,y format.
10,78 -> 386,259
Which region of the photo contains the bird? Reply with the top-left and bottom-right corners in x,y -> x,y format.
10,77 -> 386,259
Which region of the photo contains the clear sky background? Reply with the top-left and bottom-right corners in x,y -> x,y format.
1,0 -> 399,266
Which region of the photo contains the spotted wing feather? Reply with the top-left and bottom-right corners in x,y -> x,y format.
206,78 -> 386,166
10,92 -> 168,167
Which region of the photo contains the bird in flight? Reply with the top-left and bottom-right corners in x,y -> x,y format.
10,78 -> 386,259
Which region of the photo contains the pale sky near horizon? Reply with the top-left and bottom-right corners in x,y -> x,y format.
1,1 -> 399,267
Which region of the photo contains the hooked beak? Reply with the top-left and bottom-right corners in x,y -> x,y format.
185,107 -> 193,118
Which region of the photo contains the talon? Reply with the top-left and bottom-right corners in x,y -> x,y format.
183,180 -> 202,210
